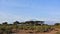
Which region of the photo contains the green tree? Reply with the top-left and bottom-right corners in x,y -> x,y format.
13,21 -> 20,25
54,23 -> 60,26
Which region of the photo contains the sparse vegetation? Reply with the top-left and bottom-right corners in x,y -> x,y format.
0,21 -> 60,34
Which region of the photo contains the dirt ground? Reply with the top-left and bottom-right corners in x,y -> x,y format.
14,29 -> 59,34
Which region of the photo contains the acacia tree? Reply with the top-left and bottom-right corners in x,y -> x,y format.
13,21 -> 20,25
2,22 -> 8,25
54,23 -> 60,26
13,21 -> 20,32
25,21 -> 44,26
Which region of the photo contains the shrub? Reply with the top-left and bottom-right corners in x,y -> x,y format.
35,25 -> 51,33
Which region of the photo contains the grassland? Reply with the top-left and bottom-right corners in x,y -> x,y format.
0,21 -> 60,34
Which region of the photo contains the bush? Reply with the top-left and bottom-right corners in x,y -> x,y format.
35,25 -> 51,33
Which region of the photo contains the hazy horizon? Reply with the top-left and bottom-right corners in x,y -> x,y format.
0,0 -> 60,24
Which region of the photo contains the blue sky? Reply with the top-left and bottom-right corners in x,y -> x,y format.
0,0 -> 60,24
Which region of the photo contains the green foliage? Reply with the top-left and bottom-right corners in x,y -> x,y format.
54,25 -> 60,29
54,23 -> 60,26
35,25 -> 51,32
0,21 -> 55,34
17,25 -> 52,33
0,25 -> 53,34
0,25 -> 12,34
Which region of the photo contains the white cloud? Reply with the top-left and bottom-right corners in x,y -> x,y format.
0,11 -> 35,24
0,11 -> 60,24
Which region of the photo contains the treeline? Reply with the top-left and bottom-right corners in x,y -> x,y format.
0,20 -> 60,34
1,21 -> 44,25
